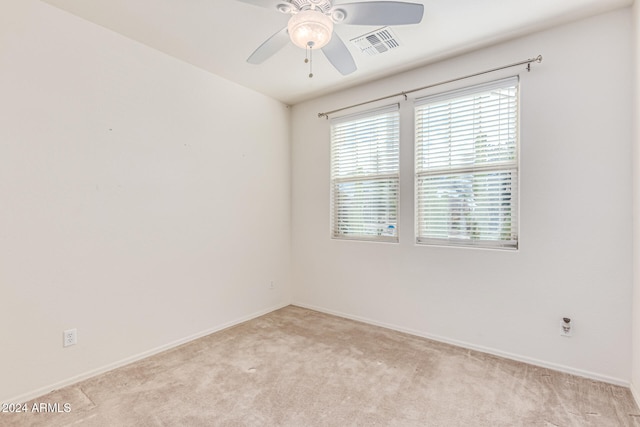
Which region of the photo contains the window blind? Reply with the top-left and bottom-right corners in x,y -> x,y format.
415,77 -> 519,249
331,104 -> 400,242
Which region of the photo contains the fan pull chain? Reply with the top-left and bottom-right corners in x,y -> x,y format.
304,43 -> 314,78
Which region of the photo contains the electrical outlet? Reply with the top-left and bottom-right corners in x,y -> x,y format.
269,281 -> 275,290
63,328 -> 77,347
560,317 -> 572,337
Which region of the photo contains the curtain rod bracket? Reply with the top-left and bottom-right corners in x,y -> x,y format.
527,55 -> 542,72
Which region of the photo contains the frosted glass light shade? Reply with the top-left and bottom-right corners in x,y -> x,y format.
288,10 -> 334,49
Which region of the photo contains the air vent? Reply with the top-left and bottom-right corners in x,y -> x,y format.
350,27 -> 401,56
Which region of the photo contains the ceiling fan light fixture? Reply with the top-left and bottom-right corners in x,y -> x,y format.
287,9 -> 334,49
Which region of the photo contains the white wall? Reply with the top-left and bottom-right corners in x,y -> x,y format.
631,0 -> 640,405
292,9 -> 633,384
0,0 -> 291,402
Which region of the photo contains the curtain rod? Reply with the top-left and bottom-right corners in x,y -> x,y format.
318,54 -> 543,119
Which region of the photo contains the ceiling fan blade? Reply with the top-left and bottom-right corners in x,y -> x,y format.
235,0 -> 284,9
336,1 -> 424,25
322,33 -> 357,75
247,27 -> 290,64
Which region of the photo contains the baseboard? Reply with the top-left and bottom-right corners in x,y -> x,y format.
293,302 -> 630,388
5,302 -> 290,404
631,382 -> 640,410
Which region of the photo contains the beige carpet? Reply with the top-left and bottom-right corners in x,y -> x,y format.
3,305 -> 639,426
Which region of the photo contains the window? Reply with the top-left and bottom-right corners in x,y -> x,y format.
331,105 -> 400,242
415,77 -> 519,249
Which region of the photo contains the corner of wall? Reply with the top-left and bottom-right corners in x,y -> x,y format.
631,0 -> 640,407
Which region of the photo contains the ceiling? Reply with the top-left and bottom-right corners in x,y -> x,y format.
40,0 -> 632,105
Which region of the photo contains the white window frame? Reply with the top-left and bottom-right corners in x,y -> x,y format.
330,104 -> 400,242
414,77 -> 519,250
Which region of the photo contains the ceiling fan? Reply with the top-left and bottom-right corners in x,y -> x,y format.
237,0 -> 424,76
